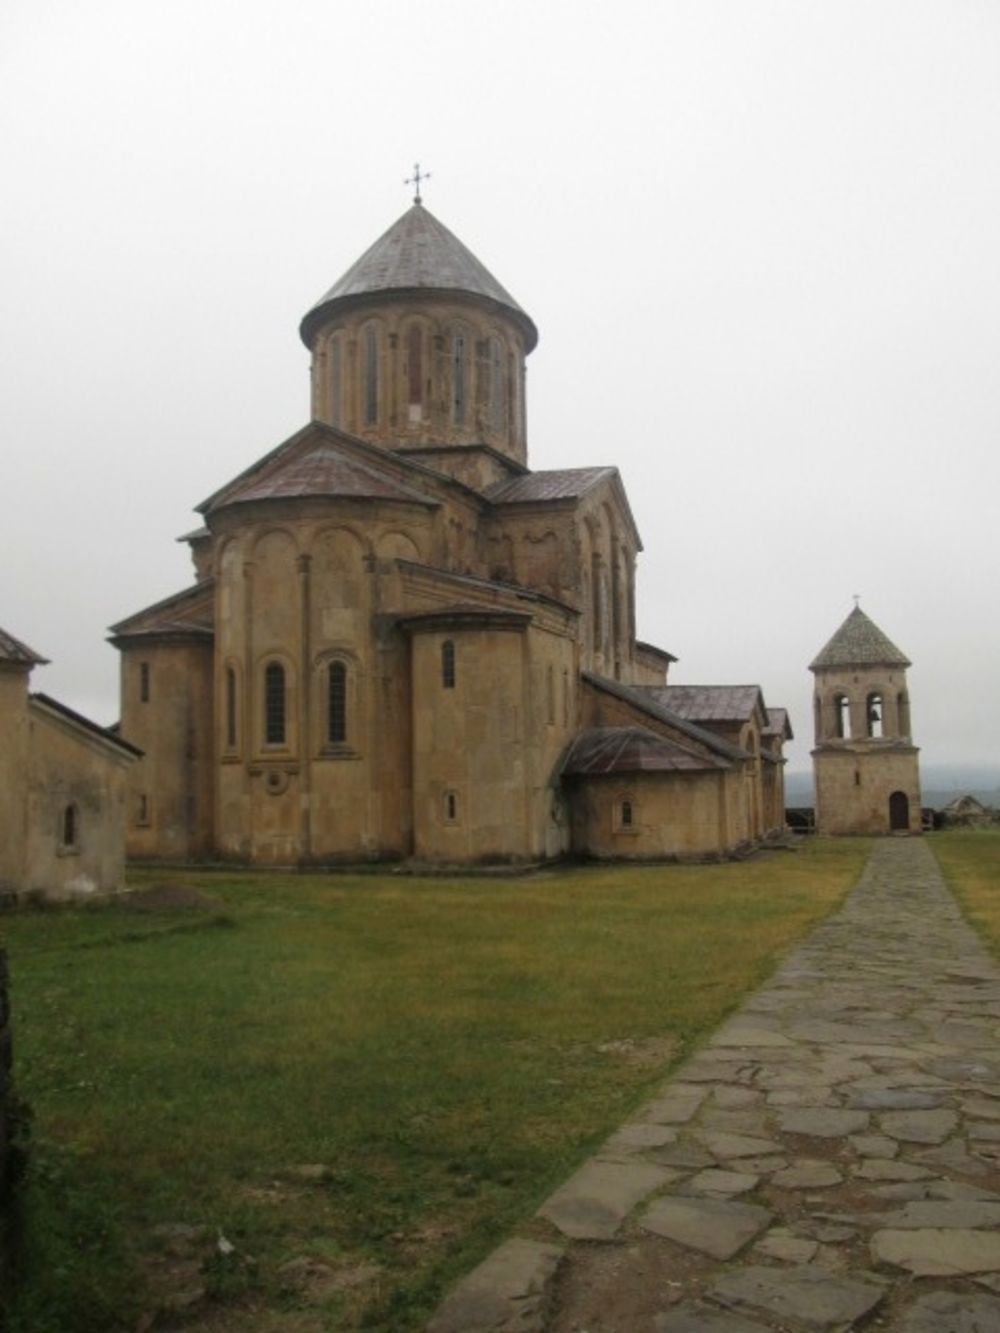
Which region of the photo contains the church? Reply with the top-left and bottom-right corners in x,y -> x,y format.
110,193 -> 790,866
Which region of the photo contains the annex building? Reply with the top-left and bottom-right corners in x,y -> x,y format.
111,198 -> 790,866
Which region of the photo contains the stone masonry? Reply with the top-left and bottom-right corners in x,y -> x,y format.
428,839 -> 1000,1331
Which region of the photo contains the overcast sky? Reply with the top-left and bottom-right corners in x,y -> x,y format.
2,0 -> 998,775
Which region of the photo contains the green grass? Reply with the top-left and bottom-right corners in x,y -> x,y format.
4,839 -> 871,1332
931,828 -> 1000,954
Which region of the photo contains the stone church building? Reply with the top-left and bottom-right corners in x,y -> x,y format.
810,604 -> 921,835
111,199 -> 790,865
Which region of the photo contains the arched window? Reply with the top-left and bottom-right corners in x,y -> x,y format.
328,661 -> 347,744
621,799 -> 634,828
264,663 -> 286,744
225,667 -> 237,749
62,804 -> 77,848
407,325 -> 423,416
452,333 -> 466,425
330,337 -> 342,428
833,694 -> 850,739
441,639 -> 455,689
364,325 -> 378,425
867,692 -> 883,739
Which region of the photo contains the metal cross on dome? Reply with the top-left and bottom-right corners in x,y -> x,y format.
405,163 -> 431,204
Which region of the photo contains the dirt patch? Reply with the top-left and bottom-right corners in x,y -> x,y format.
123,883 -> 223,912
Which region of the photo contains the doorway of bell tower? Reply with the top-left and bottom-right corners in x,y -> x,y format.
889,790 -> 909,831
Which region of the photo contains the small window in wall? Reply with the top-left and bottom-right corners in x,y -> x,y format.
444,790 -> 458,823
620,799 -> 634,828
441,639 -> 456,689
328,661 -> 347,744
452,334 -> 466,425
137,793 -> 151,826
866,692 -> 883,739
140,661 -> 150,702
330,337 -> 342,428
60,803 -> 78,851
225,668 -> 237,749
264,662 -> 286,745
364,326 -> 378,425
407,325 -> 423,412
833,693 -> 850,739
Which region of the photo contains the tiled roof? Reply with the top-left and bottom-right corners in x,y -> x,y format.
635,640 -> 678,664
562,726 -> 731,776
207,444 -> 439,512
487,468 -> 615,504
109,580 -> 215,640
810,606 -> 910,670
300,204 -> 537,350
30,693 -> 143,757
648,685 -> 765,724
764,707 -> 793,740
0,625 -> 48,666
583,674 -> 745,762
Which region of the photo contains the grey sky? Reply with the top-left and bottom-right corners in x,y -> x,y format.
2,0 -> 998,774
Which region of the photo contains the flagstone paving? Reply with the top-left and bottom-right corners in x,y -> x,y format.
427,839 -> 1000,1332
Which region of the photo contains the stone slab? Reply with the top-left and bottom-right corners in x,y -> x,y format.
427,1238 -> 564,1333
880,1108 -> 958,1143
871,1228 -> 1000,1276
641,1195 -> 772,1260
538,1160 -> 673,1239
898,1289 -> 1000,1333
710,1263 -> 885,1329
779,1107 -> 870,1138
654,1304 -> 772,1333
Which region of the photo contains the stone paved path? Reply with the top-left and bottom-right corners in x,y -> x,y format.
428,839 -> 1000,1332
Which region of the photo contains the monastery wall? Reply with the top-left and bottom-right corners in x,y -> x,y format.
569,770 -> 729,860
0,671 -> 29,892
814,747 -> 921,835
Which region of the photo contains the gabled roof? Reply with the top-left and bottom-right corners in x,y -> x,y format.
0,625 -> 48,667
109,579 -> 215,642
206,442 -> 439,512
487,467 -> 615,503
197,422 -> 474,517
764,707 -> 794,740
583,673 -> 746,763
635,640 -> 678,665
810,606 -> 911,671
300,203 -> 537,351
562,726 -> 731,777
487,466 -> 643,550
649,685 -> 767,726
30,693 -> 143,758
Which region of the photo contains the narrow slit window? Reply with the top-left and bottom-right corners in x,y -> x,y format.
62,804 -> 77,847
138,793 -> 149,824
364,326 -> 378,425
621,799 -> 633,828
407,326 -> 422,407
140,662 -> 150,702
264,663 -> 286,744
452,334 -> 465,425
225,668 -> 237,748
330,338 -> 342,427
445,791 -> 458,822
441,639 -> 455,689
328,662 -> 347,744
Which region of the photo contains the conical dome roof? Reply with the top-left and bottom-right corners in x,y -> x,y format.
809,606 -> 911,671
300,203 -> 537,350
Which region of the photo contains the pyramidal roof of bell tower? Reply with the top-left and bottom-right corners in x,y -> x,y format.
299,202 -> 538,351
809,605 -> 911,672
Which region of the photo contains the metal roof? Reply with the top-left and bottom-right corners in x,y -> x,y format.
763,707 -> 794,740
487,467 -> 616,504
109,579 -> 216,640
583,674 -> 746,762
809,606 -> 911,670
300,203 -> 537,350
650,685 -> 765,724
562,726 -> 731,776
0,625 -> 48,666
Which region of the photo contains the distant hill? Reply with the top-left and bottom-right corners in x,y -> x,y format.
785,764 -> 1000,810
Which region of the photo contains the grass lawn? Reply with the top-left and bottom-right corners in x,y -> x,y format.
5,838 -> 871,1332
931,828 -> 1000,953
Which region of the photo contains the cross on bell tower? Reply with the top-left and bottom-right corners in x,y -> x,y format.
404,163 -> 431,205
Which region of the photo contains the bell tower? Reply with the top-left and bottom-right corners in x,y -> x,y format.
810,604 -> 921,834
